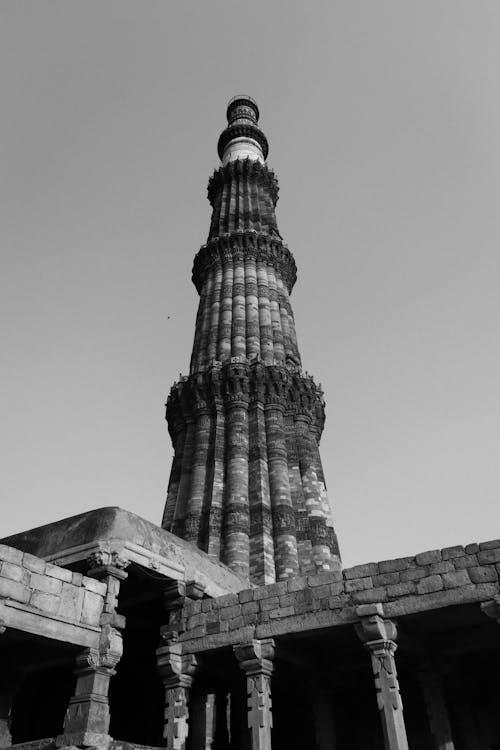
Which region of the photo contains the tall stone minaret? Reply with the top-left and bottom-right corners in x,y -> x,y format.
162,96 -> 340,584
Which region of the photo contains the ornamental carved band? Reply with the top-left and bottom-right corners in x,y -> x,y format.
162,97 -> 341,585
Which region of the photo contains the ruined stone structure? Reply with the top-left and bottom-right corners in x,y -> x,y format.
1,97 -> 500,750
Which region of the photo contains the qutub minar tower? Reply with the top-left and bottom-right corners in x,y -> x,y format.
162,95 -> 340,584
1,94 -> 500,750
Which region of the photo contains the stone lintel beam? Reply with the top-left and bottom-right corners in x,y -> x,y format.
157,641 -> 198,750
355,604 -> 409,750
234,639 -> 275,750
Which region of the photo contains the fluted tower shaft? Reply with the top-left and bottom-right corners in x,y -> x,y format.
162,97 -> 340,583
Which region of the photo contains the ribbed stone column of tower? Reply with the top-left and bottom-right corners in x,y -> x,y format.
162,96 -> 340,584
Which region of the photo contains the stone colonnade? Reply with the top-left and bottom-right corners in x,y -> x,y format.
153,601 -> 466,750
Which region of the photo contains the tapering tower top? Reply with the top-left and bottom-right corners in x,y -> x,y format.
218,95 -> 269,165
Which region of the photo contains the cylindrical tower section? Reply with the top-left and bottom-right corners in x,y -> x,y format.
218,256 -> 233,361
267,263 -> 285,365
244,254 -> 260,360
257,260 -> 273,364
231,254 -> 246,358
223,385 -> 250,578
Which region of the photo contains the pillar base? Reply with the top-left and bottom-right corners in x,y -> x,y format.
56,731 -> 112,748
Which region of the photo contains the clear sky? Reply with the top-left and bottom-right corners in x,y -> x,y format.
1,1 -> 499,567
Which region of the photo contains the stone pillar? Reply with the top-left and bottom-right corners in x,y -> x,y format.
57,646 -> 121,747
157,639 -> 197,750
308,681 -> 337,750
234,638 -> 275,750
190,689 -> 217,750
0,621 -> 23,750
355,604 -> 409,750
57,553 -> 127,748
418,664 -> 455,750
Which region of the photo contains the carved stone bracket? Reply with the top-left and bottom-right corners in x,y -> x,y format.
157,642 -> 198,750
481,593 -> 500,623
355,604 -> 409,750
234,639 -> 275,750
85,551 -> 129,621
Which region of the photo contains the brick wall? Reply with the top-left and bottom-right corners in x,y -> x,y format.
0,544 -> 106,627
170,539 -> 500,647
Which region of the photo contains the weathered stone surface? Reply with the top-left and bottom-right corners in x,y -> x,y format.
0,577 -> 30,603
387,582 -> 416,598
478,548 -> 500,565
417,575 -> 444,594
429,561 -> 454,575
478,539 -> 500,550
345,577 -> 373,592
442,570 -> 471,589
30,590 -> 60,614
468,566 -> 497,583
351,587 -> 389,605
415,550 -> 442,565
373,572 -> 401,586
441,545 -> 465,560
31,572 -> 63,595
343,562 -> 379,580
379,556 -> 415,574
0,544 -> 23,564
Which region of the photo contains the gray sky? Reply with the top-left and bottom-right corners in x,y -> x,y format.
1,1 -> 499,567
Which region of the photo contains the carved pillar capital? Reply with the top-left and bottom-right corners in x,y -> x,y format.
355,603 -> 398,646
86,550 -> 130,581
157,642 -> 198,689
234,637 -> 275,677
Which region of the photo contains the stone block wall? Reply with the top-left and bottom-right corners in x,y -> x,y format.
169,539 -> 500,649
0,544 -> 106,627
